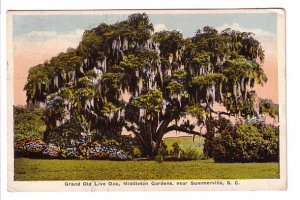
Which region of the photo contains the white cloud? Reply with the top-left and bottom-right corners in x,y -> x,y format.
16,29 -> 84,45
27,31 -> 58,38
154,23 -> 168,32
216,23 -> 275,42
154,24 -> 184,35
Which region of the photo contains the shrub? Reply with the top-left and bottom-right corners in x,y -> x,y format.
132,147 -> 142,158
102,136 -> 142,159
212,122 -> 279,163
158,141 -> 169,158
155,155 -> 164,163
170,142 -> 182,159
181,148 -> 203,160
155,141 -> 169,162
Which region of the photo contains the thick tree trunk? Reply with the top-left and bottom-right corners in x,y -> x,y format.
142,138 -> 159,158
139,115 -> 173,158
203,115 -> 214,158
140,117 -> 159,158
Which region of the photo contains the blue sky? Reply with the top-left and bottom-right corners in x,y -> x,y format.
13,11 -> 277,40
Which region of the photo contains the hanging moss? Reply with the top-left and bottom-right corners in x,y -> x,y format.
23,13 -> 269,159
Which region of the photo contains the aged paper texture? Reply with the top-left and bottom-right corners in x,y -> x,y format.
7,9 -> 286,191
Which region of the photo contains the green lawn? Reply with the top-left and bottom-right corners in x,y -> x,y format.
163,136 -> 204,151
15,158 -> 279,181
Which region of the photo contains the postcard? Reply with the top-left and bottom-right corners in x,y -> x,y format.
7,9 -> 286,191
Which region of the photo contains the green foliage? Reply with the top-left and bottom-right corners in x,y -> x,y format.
156,138 -> 204,161
58,87 -> 75,99
61,120 -> 83,142
45,95 -> 66,122
102,72 -> 124,89
24,65 -> 50,103
212,122 -> 279,162
155,155 -> 164,163
44,110 -> 94,147
157,140 -> 169,159
152,30 -> 184,54
172,70 -> 187,79
166,81 -> 183,94
132,147 -> 143,158
79,31 -> 103,56
181,148 -> 203,160
120,54 -> 143,70
14,106 -> 46,142
191,52 -> 211,65
163,136 -> 204,151
192,73 -> 226,86
186,104 -> 207,119
101,102 -> 118,116
102,136 -> 142,159
259,98 -> 279,118
77,73 -> 96,87
132,90 -> 163,111
138,50 -> 159,62
23,12 -> 271,160
170,142 -> 182,159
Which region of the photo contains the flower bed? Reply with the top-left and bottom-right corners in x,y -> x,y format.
14,139 -> 127,160
14,139 -> 47,158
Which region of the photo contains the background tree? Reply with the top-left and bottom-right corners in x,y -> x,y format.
25,13 -> 271,158
14,106 -> 46,142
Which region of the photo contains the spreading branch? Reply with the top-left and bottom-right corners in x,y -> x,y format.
165,125 -> 204,136
124,121 -> 139,135
208,106 -> 232,117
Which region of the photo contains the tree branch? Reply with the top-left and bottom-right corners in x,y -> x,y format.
124,122 -> 139,135
208,106 -> 231,116
165,125 -> 204,136
124,122 -> 145,145
156,116 -> 173,141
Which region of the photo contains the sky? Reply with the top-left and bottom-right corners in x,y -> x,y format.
12,10 -> 278,105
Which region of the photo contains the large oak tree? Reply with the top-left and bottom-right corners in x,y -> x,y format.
25,13 -> 269,157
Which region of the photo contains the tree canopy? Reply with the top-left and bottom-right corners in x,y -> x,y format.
24,13 -> 276,157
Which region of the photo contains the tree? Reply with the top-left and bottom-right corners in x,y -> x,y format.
25,13 -> 269,158
14,106 -> 46,142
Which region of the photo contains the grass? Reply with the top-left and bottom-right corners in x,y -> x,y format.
14,136 -> 279,181
163,136 -> 204,152
15,158 -> 279,181
164,136 -> 204,149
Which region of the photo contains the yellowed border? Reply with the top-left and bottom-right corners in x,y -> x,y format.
7,9 -> 286,192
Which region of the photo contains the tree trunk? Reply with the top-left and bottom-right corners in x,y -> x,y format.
142,138 -> 159,158
138,115 -> 173,158
203,115 -> 215,158
140,117 -> 159,158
